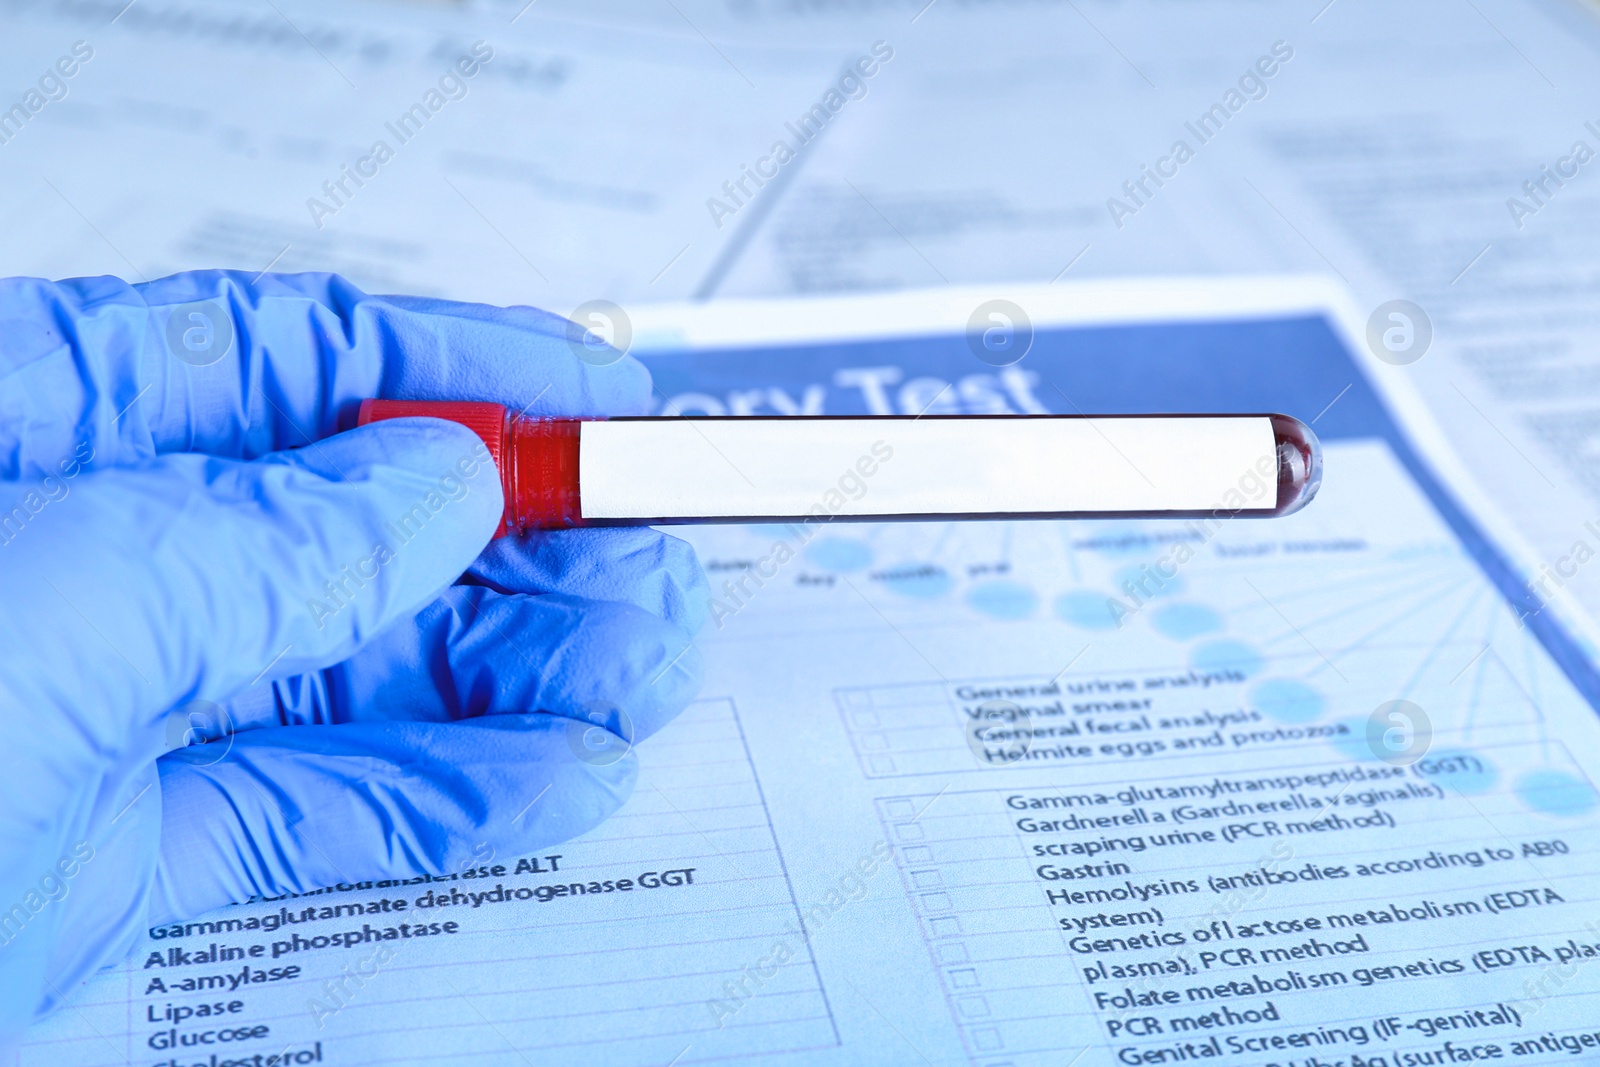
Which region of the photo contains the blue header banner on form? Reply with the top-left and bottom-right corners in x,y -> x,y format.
639,314 -> 1600,712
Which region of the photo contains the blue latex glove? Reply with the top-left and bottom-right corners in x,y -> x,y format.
0,270 -> 709,1046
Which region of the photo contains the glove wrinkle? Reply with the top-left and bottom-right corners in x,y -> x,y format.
469,527 -> 711,634
0,269 -> 708,1050
152,716 -> 636,921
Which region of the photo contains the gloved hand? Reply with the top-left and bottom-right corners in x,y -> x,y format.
0,270 -> 708,1046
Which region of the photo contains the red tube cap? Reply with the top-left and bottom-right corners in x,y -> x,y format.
357,399 -> 583,535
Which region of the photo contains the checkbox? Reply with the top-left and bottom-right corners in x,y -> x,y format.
970,1027 -> 1003,1051
957,996 -> 991,1018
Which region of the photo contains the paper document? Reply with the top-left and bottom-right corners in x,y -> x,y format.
665,0 -> 1600,626
27,281 -> 1600,1065
11,0 -> 1600,623
0,0 -> 847,308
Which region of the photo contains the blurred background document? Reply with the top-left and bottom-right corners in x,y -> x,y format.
8,0 -> 1600,616
27,278 -> 1600,1065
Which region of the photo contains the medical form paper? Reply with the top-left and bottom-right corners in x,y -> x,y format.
25,281 -> 1600,1066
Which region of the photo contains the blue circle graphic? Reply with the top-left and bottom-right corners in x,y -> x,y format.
1054,591 -> 1122,631
1152,603 -> 1222,640
1327,718 -> 1378,762
1190,639 -> 1264,679
967,580 -> 1039,620
1115,563 -> 1184,600
1517,770 -> 1599,816
1249,679 -> 1325,724
806,538 -> 873,573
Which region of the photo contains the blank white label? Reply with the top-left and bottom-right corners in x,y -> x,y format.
578,417 -> 1279,519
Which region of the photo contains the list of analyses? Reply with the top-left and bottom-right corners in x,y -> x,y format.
24,699 -> 839,1067
876,750 -> 1600,1066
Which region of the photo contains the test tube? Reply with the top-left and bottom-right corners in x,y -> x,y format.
358,400 -> 1321,535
